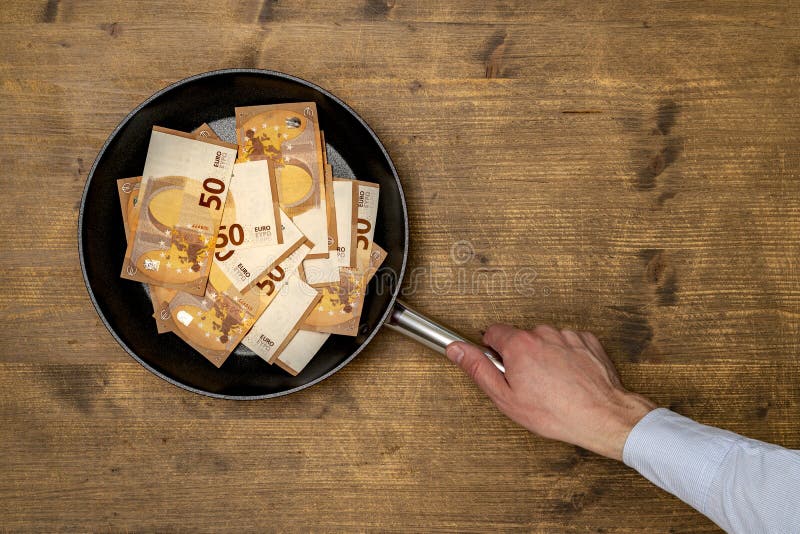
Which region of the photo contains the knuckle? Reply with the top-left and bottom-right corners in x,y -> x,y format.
561,329 -> 582,345
533,324 -> 558,337
486,323 -> 506,336
483,324 -> 503,343
517,330 -> 542,347
485,324 -> 521,353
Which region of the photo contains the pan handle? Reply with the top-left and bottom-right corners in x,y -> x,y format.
384,299 -> 505,373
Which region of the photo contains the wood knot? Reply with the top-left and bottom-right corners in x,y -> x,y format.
633,100 -> 682,190
100,22 -> 122,37
656,99 -> 680,136
640,249 -> 678,306
364,0 -> 395,18
484,31 -> 508,78
258,0 -> 278,24
42,0 -> 59,23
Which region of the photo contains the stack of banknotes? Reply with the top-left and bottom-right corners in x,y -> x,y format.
117,103 -> 385,374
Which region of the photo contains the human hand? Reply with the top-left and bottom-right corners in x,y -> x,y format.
446,325 -> 656,460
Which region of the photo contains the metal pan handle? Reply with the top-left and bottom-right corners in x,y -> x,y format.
384,299 -> 505,373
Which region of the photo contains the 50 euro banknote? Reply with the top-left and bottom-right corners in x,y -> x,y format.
235,102 -> 330,260
161,241 -> 313,367
301,181 -> 383,336
117,176 -> 176,334
116,124 -> 222,333
241,274 -> 321,364
276,242 -> 387,376
222,160 -> 284,248
120,126 -> 238,295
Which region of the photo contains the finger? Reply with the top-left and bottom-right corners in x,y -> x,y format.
446,341 -> 510,400
561,329 -> 584,349
482,323 -> 519,353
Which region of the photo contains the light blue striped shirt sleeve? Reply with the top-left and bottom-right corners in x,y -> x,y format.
623,408 -> 800,533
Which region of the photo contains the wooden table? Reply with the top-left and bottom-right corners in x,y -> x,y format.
1,1 -> 798,531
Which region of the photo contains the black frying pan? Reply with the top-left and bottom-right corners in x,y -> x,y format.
79,69 -> 502,399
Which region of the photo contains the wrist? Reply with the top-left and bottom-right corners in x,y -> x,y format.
586,392 -> 657,461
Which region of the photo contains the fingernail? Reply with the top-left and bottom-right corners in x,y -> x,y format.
446,344 -> 464,364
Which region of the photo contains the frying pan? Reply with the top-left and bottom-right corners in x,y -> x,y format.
79,69 -> 503,399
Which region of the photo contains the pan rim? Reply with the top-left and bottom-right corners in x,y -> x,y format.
77,68 -> 409,400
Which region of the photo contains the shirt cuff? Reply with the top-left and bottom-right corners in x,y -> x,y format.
622,408 -> 742,516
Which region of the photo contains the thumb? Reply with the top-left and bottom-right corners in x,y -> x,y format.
446,342 -> 510,399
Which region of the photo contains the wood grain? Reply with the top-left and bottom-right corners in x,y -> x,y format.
1,0 -> 798,531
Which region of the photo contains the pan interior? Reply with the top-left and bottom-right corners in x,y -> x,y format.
79,70 -> 406,398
